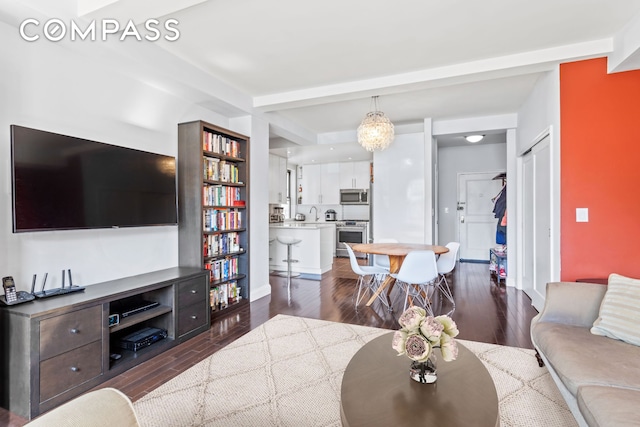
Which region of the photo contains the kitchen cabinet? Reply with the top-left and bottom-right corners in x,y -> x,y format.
269,154 -> 288,204
321,163 -> 340,204
302,163 -> 339,205
339,161 -> 371,189
269,223 -> 334,275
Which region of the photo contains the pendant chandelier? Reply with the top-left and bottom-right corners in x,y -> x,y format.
357,96 -> 394,152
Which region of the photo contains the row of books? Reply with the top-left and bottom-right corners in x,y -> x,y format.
203,232 -> 241,257
204,256 -> 239,282
202,131 -> 241,158
203,208 -> 242,232
203,185 -> 242,207
203,157 -> 240,183
210,281 -> 241,311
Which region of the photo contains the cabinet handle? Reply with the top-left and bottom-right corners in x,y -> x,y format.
190,315 -> 197,320
191,289 -> 197,294
70,366 -> 80,372
70,328 -> 79,334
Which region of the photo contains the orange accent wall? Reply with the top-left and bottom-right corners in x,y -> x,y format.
560,58 -> 640,281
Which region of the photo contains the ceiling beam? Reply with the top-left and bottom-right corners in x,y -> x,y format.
253,39 -> 613,112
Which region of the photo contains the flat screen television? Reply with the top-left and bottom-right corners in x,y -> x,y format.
10,125 -> 178,232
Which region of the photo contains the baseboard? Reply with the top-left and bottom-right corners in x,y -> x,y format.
460,259 -> 490,264
250,283 -> 271,302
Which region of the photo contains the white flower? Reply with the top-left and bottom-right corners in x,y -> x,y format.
394,308 -> 459,364
420,316 -> 444,344
392,330 -> 408,356
398,306 -> 426,332
436,315 -> 459,338
404,333 -> 432,362
440,334 -> 459,362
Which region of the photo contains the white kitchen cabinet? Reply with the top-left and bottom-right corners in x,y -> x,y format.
269,154 -> 288,204
339,161 -> 371,189
302,164 -> 322,204
302,163 -> 339,205
321,163 -> 340,204
269,224 -> 334,275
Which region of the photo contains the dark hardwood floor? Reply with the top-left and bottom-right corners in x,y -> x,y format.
2,258 -> 538,427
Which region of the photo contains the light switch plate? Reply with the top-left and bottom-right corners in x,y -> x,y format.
576,208 -> 589,222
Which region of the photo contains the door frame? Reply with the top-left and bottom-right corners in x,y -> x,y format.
456,171 -> 505,262
516,127 -> 559,311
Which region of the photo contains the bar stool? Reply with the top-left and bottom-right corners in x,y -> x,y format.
276,236 -> 302,279
276,235 -> 301,305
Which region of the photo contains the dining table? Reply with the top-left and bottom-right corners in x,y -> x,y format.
350,242 -> 449,307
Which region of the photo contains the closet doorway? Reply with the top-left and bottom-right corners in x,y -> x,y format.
457,172 -> 504,261
521,134 -> 551,310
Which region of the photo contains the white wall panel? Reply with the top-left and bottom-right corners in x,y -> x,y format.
372,133 -> 425,243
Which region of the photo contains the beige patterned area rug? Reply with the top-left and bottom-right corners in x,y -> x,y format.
133,314 -> 576,427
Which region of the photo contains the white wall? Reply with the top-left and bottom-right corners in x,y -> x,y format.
437,142 -> 507,247
230,115 -> 271,301
0,21 -> 254,291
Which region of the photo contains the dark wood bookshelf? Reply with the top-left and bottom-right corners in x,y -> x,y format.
178,120 -> 250,323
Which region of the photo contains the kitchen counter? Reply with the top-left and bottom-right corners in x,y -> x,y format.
269,222 -> 335,278
269,222 -> 335,229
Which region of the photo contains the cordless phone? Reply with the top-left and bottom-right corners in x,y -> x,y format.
3,276 -> 17,303
1,276 -> 35,305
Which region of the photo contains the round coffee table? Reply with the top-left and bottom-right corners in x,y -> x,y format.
340,333 -> 499,427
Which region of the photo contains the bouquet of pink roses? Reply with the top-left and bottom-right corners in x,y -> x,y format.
392,306 -> 459,362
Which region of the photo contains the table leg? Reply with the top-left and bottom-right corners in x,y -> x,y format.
366,255 -> 404,307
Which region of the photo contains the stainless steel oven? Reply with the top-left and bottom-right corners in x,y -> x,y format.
336,220 -> 368,258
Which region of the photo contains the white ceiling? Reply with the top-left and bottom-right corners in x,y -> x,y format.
5,0 -> 640,162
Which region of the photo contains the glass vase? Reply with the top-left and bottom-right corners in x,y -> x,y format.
409,351 -> 437,384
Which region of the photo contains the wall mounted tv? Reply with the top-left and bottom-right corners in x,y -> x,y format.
10,125 -> 178,232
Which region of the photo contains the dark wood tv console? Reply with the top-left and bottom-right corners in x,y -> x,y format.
0,267 -> 209,420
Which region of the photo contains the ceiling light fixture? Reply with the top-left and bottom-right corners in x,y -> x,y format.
357,96 -> 394,152
465,135 -> 485,143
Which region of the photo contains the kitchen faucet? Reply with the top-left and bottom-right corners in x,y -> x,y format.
309,206 -> 319,221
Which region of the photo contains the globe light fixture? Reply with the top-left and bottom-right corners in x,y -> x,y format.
357,96 -> 394,152
465,135 -> 484,143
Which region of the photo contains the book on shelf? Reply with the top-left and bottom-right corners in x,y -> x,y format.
209,281 -> 242,311
203,232 -> 240,257
202,131 -> 241,158
203,185 -> 242,206
203,209 -> 242,232
203,158 -> 239,183
204,257 -> 239,282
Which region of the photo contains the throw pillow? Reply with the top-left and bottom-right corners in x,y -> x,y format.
591,273 -> 640,346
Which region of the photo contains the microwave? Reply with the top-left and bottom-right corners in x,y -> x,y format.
340,189 -> 369,205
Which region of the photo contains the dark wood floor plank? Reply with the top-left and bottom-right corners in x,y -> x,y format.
2,259 -> 538,426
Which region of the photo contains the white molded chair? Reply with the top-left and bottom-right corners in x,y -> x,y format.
371,238 -> 398,271
436,242 -> 460,314
391,250 -> 439,314
344,243 -> 390,311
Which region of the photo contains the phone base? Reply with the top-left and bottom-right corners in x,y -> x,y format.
0,291 -> 36,306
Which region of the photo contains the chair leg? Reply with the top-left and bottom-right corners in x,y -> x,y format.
437,275 -> 455,315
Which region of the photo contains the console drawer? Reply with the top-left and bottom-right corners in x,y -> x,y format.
177,277 -> 206,308
40,305 -> 103,360
177,301 -> 208,337
39,340 -> 103,403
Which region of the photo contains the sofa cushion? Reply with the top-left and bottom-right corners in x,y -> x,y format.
577,385 -> 640,427
532,322 -> 640,395
591,274 -> 640,346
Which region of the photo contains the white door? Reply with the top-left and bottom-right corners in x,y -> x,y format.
522,136 -> 551,310
457,173 -> 504,261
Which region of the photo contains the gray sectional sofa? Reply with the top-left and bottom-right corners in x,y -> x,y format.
531,281 -> 640,427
